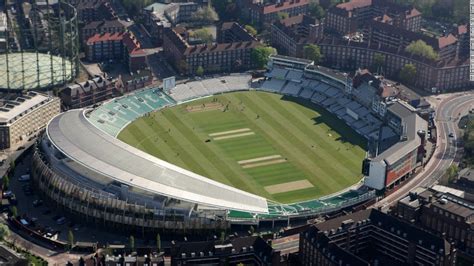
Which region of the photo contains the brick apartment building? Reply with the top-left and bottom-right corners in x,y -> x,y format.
170,236 -> 280,265
364,16 -> 461,61
142,2 -> 202,46
300,209 -> 456,265
60,75 -> 114,109
238,0 -> 310,27
86,32 -> 147,72
325,0 -> 421,35
317,37 -> 470,92
70,0 -> 117,24
81,19 -> 126,44
270,14 -> 324,57
397,187 -> 474,257
163,22 -> 261,75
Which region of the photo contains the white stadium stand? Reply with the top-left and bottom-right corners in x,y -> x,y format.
47,110 -> 269,214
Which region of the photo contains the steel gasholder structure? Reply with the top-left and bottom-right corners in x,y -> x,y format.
0,0 -> 79,91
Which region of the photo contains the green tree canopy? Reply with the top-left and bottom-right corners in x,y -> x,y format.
211,0 -> 238,20
68,230 -> 75,249
303,44 -> 323,64
192,6 -> 219,24
464,119 -> 474,165
309,1 -> 325,19
2,175 -> 9,190
446,164 -> 459,182
399,64 -> 417,85
129,235 -> 135,250
196,66 -> 204,76
405,40 -> 439,61
10,206 -> 17,218
244,25 -> 257,36
251,46 -> 277,69
156,233 -> 161,251
372,53 -> 385,73
277,12 -> 289,20
191,28 -> 214,43
121,0 -> 153,16
0,223 -> 10,241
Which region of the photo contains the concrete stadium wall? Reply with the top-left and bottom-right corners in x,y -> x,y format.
31,147 -> 230,234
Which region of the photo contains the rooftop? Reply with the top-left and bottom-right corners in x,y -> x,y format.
46,110 -> 269,213
0,92 -> 52,124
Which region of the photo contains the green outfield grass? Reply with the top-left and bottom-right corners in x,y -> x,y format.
118,91 -> 367,203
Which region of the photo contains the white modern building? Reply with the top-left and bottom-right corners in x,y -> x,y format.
0,92 -> 60,150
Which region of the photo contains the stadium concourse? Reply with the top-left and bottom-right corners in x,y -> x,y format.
35,72 -> 376,228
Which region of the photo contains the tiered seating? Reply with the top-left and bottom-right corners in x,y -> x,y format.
281,81 -> 301,96
261,78 -> 286,93
169,83 -> 195,102
88,88 -> 175,137
298,87 -> 315,99
311,93 -> 326,104
168,74 -> 252,102
268,68 -> 288,79
286,70 -> 303,81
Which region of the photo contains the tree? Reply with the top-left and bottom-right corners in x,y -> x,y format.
68,230 -> 75,249
249,226 -> 255,235
405,40 -> 439,61
250,46 -> 277,69
463,119 -> 474,165
398,64 -> 417,86
191,28 -> 213,44
303,44 -> 323,64
177,60 -> 189,74
156,233 -> 161,252
196,66 -> 204,76
9,161 -> 14,172
0,223 -> 10,241
121,0 -> 153,17
244,25 -> 257,36
309,1 -> 325,19
10,206 -> 17,218
372,53 -> 385,73
277,12 -> 289,20
2,175 -> 9,190
192,6 -> 219,24
129,235 -> 135,250
446,164 -> 459,182
211,0 -> 237,20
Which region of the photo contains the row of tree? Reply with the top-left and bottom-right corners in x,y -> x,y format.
464,118 -> 474,166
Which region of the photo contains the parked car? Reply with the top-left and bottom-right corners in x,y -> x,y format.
449,132 -> 454,138
56,217 -> 66,225
33,199 -> 43,207
3,191 -> 13,198
18,174 -> 30,182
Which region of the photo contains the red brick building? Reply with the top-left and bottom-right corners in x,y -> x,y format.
238,0 -> 310,27
163,23 -> 261,75
86,32 -> 147,73
270,15 -> 324,57
325,0 -> 421,35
